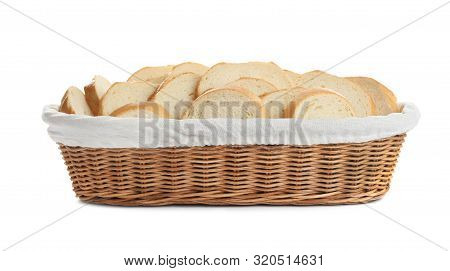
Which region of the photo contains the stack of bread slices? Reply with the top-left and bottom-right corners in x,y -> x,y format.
59,62 -> 399,120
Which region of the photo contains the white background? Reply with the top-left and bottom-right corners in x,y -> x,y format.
0,0 -> 449,270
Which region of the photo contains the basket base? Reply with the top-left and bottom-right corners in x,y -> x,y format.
59,134 -> 405,206
77,190 -> 389,207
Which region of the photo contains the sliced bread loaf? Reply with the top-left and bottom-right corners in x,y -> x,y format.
59,86 -> 93,116
110,101 -> 171,118
150,72 -> 200,119
346,77 -> 398,115
295,70 -> 375,117
127,65 -> 173,84
170,62 -> 208,77
261,87 -> 308,118
183,88 -> 263,119
84,75 -> 111,115
288,89 -> 355,119
197,62 -> 291,96
99,81 -> 158,116
224,77 -> 277,97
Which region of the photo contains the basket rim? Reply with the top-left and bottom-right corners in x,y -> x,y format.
43,103 -> 419,149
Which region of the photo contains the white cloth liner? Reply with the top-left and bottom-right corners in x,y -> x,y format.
42,103 -> 420,148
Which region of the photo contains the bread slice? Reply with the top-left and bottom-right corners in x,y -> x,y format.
261,87 -> 308,118
59,86 -> 93,116
197,62 -> 292,96
170,62 -> 208,77
283,70 -> 303,86
287,89 -> 355,119
84,75 -> 111,115
150,72 -> 200,119
224,77 -> 277,97
346,77 -> 398,115
127,65 -> 173,84
98,81 -> 158,116
110,102 -> 171,118
60,89 -> 69,104
294,70 -> 375,117
183,88 -> 264,119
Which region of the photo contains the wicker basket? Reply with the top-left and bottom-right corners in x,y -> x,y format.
59,134 -> 405,206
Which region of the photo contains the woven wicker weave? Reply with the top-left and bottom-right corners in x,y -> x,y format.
59,134 -> 405,206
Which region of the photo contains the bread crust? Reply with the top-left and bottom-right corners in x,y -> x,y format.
170,62 -> 208,77
287,88 -> 355,118
127,65 -> 174,84
149,72 -> 200,118
151,72 -> 198,98
98,82 -> 128,115
84,82 -> 97,113
296,70 -> 376,116
98,81 -> 157,116
261,86 -> 311,118
197,62 -> 292,97
59,96 -> 72,113
84,75 -> 111,115
59,86 -> 93,116
347,76 -> 398,114
195,62 -> 225,97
